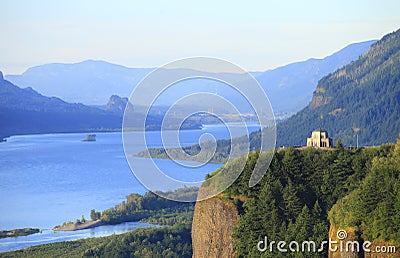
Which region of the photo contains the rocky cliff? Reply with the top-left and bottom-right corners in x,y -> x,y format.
328,225 -> 399,258
192,197 -> 239,258
106,94 -> 130,115
328,226 -> 359,258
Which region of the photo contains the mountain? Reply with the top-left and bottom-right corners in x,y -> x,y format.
144,29 -> 399,161
0,73 -> 123,139
6,60 -> 153,105
0,76 -> 203,139
5,41 -> 375,115
277,28 -> 400,147
256,40 -> 377,113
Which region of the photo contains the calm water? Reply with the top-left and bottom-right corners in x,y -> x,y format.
0,222 -> 156,252
0,123 -> 259,252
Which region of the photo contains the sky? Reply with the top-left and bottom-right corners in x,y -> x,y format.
1,0 -> 399,74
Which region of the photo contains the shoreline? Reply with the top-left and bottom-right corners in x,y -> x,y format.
0,125 -> 207,143
53,219 -> 104,231
0,221 -> 156,253
0,121 -> 260,142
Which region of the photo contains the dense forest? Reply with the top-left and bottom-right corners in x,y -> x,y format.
329,141 -> 400,242
210,141 -> 399,257
98,188 -> 196,226
55,187 -> 197,228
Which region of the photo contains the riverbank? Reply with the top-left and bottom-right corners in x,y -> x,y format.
0,222 -> 190,256
0,222 -> 155,253
0,228 -> 40,239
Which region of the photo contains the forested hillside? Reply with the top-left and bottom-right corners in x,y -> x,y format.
211,142 -> 399,257
277,28 -> 400,147
329,141 -> 400,243
0,73 -> 122,139
139,29 -> 400,162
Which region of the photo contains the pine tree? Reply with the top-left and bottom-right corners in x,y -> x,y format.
336,138 -> 343,149
283,178 -> 302,222
311,200 -> 323,221
294,205 -> 313,242
282,148 -> 302,183
232,197 -> 262,256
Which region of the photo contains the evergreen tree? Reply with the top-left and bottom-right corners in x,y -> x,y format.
311,200 -> 323,221
294,205 -> 313,242
336,138 -> 343,149
283,178 -> 302,222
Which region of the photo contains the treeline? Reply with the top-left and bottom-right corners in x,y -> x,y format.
135,128 -> 266,164
135,138 -> 232,164
70,187 -> 197,226
216,142 -> 397,257
4,189 -> 197,257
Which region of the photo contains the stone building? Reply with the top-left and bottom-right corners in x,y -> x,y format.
306,129 -> 333,148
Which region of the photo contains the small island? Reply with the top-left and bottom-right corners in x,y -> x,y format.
0,228 -> 40,238
81,134 -> 96,142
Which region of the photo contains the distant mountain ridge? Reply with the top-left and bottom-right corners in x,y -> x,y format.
0,76 -> 201,139
256,40 -> 377,113
276,29 -> 400,147
143,29 -> 399,159
6,60 -> 153,105
0,73 -> 123,139
5,40 -> 376,114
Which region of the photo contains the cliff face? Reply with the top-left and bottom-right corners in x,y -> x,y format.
328,226 -> 359,258
192,197 -> 239,258
328,225 -> 400,258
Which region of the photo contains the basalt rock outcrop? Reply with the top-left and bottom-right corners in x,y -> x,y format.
192,197 -> 239,258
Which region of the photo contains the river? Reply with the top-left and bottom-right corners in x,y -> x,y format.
0,123 -> 259,252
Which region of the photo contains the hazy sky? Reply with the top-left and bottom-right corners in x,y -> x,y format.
1,0 -> 399,74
